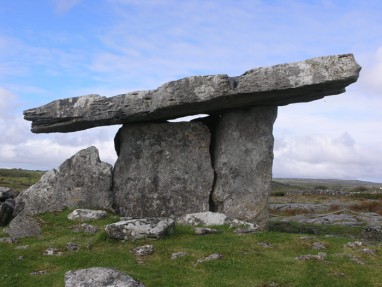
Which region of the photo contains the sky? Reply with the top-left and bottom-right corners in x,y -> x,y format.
0,0 -> 381,182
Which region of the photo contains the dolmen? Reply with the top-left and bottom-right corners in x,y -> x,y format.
22,54 -> 361,229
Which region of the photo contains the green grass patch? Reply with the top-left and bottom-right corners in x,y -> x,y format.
0,168 -> 45,192
1,210 -> 382,286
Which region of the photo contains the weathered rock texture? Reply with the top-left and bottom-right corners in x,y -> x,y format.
67,209 -> 107,221
15,147 -> 113,215
24,54 -> 360,133
113,122 -> 214,218
211,106 -> 277,228
105,218 -> 175,241
6,215 -> 41,239
65,267 -> 145,287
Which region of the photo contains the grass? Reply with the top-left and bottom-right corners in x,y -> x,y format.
0,168 -> 45,192
1,170 -> 382,286
1,210 -> 382,287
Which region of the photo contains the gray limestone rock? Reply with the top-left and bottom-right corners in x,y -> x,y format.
196,253 -> 224,264
0,199 -> 15,226
15,146 -> 113,216
194,227 -> 221,235
65,267 -> 145,287
112,122 -> 214,218
211,106 -> 277,228
132,245 -> 155,256
5,215 -> 41,239
105,218 -> 175,241
24,54 -> 360,133
177,212 -> 229,226
67,209 -> 107,221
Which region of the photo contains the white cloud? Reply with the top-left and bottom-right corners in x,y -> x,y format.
273,132 -> 381,182
54,0 -> 81,14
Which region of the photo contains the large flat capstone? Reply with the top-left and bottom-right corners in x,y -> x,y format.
24,54 -> 360,133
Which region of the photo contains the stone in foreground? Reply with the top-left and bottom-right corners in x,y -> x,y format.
65,267 -> 145,287
211,106 -> 277,228
24,54 -> 360,133
113,122 -> 214,218
177,212 -> 229,226
15,147 -> 113,216
105,218 -> 175,241
67,209 -> 107,221
5,215 -> 41,239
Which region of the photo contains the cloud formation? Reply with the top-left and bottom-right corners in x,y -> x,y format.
54,0 -> 81,14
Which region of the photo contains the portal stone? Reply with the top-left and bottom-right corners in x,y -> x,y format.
211,106 -> 277,228
112,122 -> 214,217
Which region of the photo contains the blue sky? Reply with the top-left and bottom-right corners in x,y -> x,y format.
1,0 -> 382,182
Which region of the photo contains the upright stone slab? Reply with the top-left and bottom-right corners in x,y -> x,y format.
211,106 -> 277,228
113,122 -> 214,217
15,146 -> 113,215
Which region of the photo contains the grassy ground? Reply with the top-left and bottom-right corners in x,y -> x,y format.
0,168 -> 45,192
1,209 -> 382,287
1,170 -> 382,286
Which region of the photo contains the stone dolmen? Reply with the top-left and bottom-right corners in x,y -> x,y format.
23,54 -> 361,229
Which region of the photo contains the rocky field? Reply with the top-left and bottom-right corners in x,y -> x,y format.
1,169 -> 382,286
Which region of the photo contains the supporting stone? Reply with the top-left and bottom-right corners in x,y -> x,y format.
211,106 -> 278,228
112,122 -> 214,218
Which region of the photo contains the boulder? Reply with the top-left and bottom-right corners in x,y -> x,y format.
5,215 -> 41,239
112,122 -> 214,218
105,218 -> 175,241
0,199 -> 15,226
15,147 -> 113,216
65,267 -> 145,287
67,209 -> 107,221
211,106 -> 277,228
0,187 -> 17,202
24,54 -> 360,133
131,245 -> 155,256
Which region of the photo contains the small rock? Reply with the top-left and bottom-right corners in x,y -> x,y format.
299,236 -> 316,240
361,248 -> 376,255
295,253 -> 326,261
5,215 -> 41,239
66,242 -> 80,252
72,223 -> 99,234
344,241 -> 364,248
234,226 -> 259,234
64,267 -> 145,287
194,227 -> 221,235
171,252 -> 188,260
347,254 -> 366,265
0,237 -> 12,243
31,270 -> 47,276
67,209 -> 107,221
257,242 -> 273,248
362,227 -> 382,241
178,212 -> 228,226
17,256 -> 25,260
43,247 -> 63,256
196,253 -> 223,264
132,245 -> 155,256
312,242 -> 326,250
14,245 -> 29,250
105,218 -> 175,241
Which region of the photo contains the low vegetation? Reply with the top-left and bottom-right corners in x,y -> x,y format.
1,170 -> 382,286
0,168 -> 45,192
1,209 -> 382,287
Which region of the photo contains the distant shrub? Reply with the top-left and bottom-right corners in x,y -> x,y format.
271,191 -> 286,197
313,185 -> 328,191
350,193 -> 382,200
350,186 -> 368,193
349,200 -> 382,215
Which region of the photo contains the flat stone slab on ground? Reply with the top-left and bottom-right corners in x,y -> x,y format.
67,209 -> 107,221
105,218 -> 175,241
65,267 -> 145,287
